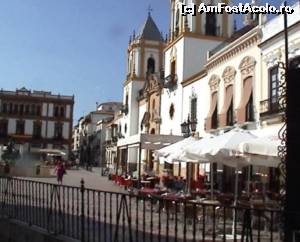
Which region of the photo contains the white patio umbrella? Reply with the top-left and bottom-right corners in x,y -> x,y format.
155,136 -> 197,158
183,128 -> 257,167
239,134 -> 281,159
155,137 -> 198,182
237,124 -> 282,168
180,128 -> 257,201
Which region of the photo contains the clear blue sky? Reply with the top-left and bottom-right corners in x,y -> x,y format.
0,0 -> 294,123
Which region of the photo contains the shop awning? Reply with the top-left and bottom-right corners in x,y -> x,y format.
117,134 -> 184,150
35,149 -> 66,156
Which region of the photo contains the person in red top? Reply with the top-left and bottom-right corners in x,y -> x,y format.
55,161 -> 66,184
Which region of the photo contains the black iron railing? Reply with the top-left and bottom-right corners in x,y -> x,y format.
260,98 -> 282,116
0,176 -> 283,242
163,74 -> 178,89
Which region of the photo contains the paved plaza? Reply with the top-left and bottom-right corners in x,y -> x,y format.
21,168 -> 126,193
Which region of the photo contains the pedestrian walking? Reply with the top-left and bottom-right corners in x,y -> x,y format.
55,161 -> 66,184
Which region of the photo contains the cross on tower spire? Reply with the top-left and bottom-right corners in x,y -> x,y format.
147,5 -> 153,16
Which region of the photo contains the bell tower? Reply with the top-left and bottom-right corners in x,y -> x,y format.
126,12 -> 165,82
122,12 -> 165,137
169,0 -> 232,42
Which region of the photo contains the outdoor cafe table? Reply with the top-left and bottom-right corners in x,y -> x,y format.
138,188 -> 164,197
191,189 -> 209,198
160,193 -> 193,201
159,193 -> 193,214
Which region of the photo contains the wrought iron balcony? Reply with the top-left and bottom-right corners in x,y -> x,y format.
260,98 -> 282,117
121,104 -> 128,115
163,74 -> 178,89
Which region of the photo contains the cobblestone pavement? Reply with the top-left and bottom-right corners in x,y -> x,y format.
21,168 -> 126,193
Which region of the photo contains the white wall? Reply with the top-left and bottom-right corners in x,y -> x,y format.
182,78 -> 211,136
66,105 -> 71,119
25,120 -> 33,135
48,104 -> 54,117
7,119 -> 16,134
47,121 -> 54,138
183,37 -> 222,80
42,103 -> 47,116
42,121 -> 47,138
138,102 -> 147,134
63,122 -> 69,140
160,39 -> 185,136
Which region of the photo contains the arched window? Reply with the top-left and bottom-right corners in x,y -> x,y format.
150,128 -> 155,134
175,8 -> 180,36
170,59 -> 177,84
147,58 -> 155,75
246,92 -> 254,122
152,99 -> 155,109
211,99 -> 218,129
227,99 -> 234,126
237,77 -> 254,123
175,9 -> 180,28
205,75 -> 220,130
190,97 -> 197,121
205,12 -> 217,36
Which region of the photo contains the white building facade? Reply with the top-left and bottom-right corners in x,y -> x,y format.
160,0 -> 233,136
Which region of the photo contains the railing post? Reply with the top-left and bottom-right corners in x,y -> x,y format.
80,179 -> 85,242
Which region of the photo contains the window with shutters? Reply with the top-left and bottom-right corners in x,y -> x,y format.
33,122 -> 42,139
211,102 -> 218,129
269,66 -> 279,111
0,120 -> 8,137
227,100 -> 234,126
246,93 -> 254,122
16,120 -> 25,135
54,122 -> 63,139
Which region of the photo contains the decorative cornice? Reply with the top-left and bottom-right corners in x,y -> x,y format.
206,27 -> 261,71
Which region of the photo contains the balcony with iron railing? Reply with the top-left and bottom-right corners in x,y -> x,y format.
260,98 -> 283,117
163,74 -> 178,89
121,104 -> 128,115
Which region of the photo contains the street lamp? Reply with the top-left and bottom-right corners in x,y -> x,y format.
181,116 -> 197,137
181,120 -> 190,138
